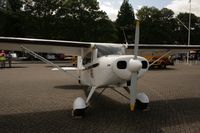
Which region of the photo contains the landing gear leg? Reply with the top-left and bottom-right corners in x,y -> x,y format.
86,86 -> 96,104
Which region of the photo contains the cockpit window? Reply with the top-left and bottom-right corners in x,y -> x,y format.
83,52 -> 92,65
96,45 -> 125,57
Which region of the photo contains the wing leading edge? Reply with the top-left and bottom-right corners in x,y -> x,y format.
127,44 -> 200,56
0,37 -> 200,56
0,37 -> 91,56
128,44 -> 200,50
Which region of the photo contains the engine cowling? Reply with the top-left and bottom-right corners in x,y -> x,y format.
112,56 -> 149,81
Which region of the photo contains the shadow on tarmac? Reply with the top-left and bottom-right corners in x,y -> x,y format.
54,85 -> 87,90
148,67 -> 176,71
0,91 -> 199,133
0,66 -> 28,69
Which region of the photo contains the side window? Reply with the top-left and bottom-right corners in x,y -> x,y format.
83,52 -> 92,65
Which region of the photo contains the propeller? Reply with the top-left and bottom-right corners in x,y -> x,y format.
128,20 -> 142,111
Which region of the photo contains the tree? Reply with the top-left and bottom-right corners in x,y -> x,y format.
22,0 -> 63,39
0,0 -> 117,41
23,0 -> 62,17
0,0 -> 23,37
58,0 -> 117,42
159,8 -> 177,43
0,0 -> 22,11
176,13 -> 200,44
115,0 -> 135,43
137,7 -> 177,44
7,0 -> 22,12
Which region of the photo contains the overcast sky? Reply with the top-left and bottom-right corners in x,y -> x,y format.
97,0 -> 200,21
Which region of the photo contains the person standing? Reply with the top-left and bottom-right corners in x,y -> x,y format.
0,50 -> 6,68
6,52 -> 12,68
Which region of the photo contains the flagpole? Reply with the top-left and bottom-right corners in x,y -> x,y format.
187,0 -> 191,64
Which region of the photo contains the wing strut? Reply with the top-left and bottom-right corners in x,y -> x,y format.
21,45 -> 79,80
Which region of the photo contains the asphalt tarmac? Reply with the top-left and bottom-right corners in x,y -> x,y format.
0,62 -> 199,133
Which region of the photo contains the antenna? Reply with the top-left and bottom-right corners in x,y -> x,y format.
122,28 -> 128,45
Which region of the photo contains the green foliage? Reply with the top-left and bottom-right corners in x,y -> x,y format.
0,0 -> 200,44
160,8 -> 178,44
8,0 -> 22,12
0,0 -> 22,12
176,13 -> 200,44
57,0 -> 117,42
116,0 -> 135,27
23,0 -> 62,17
115,0 -> 135,43
137,7 -> 176,44
137,7 -> 200,44
0,0 -> 117,42
0,0 -> 23,37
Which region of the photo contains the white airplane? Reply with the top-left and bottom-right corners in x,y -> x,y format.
0,21 -> 200,117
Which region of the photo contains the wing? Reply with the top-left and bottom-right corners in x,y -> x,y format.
0,37 -> 91,56
1,36 -> 200,56
127,44 -> 200,56
128,44 -> 200,50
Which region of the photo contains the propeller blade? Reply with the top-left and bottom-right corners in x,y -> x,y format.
129,20 -> 141,111
134,20 -> 140,59
130,72 -> 138,111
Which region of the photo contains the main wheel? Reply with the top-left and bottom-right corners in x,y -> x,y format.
72,109 -> 85,118
72,97 -> 86,118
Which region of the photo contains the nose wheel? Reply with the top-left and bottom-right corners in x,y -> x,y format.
135,92 -> 149,111
135,99 -> 149,110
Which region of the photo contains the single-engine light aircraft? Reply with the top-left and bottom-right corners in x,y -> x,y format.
0,21 -> 200,117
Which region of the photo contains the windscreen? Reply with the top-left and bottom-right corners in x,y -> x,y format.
96,45 -> 125,57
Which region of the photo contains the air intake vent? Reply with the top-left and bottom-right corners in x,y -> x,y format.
142,61 -> 148,69
117,61 -> 127,69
